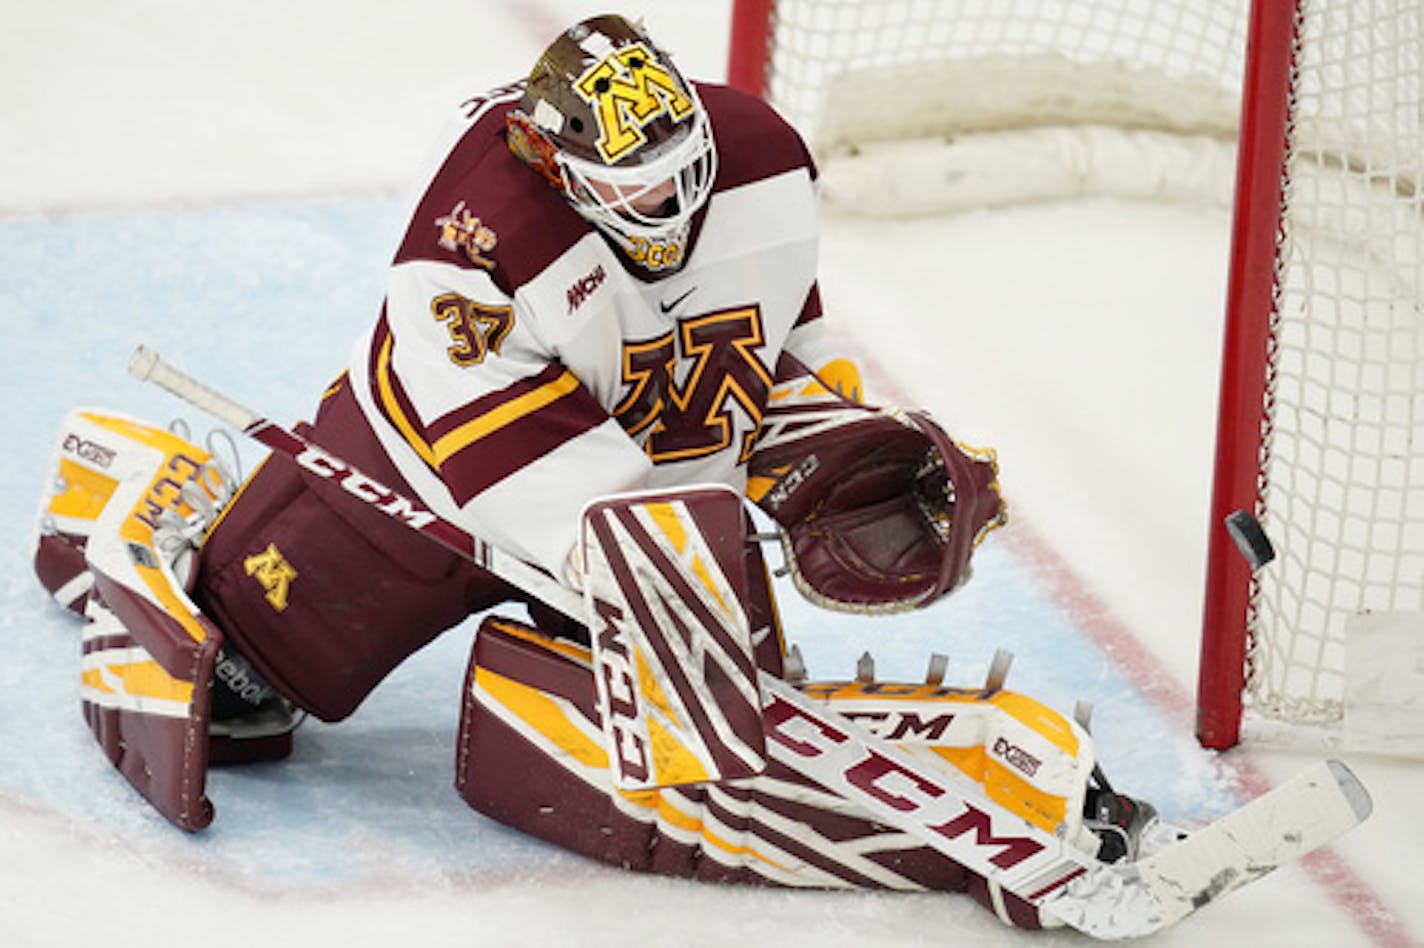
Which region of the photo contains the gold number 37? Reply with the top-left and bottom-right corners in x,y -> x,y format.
431,293 -> 515,366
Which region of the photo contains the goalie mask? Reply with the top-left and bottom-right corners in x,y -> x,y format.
507,15 -> 717,274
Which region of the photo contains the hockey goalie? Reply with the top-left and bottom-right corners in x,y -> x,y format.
31,14 -> 1368,940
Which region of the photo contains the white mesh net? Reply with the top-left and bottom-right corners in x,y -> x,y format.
1250,1 -> 1424,735
759,1 -> 1248,213
754,0 -> 1424,745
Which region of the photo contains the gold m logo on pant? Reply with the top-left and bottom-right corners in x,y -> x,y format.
244,543 -> 297,612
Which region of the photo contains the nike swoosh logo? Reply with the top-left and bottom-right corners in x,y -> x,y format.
659,287 -> 697,315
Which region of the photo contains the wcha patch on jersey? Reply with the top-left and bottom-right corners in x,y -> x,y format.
566,263 -> 607,314
435,201 -> 498,270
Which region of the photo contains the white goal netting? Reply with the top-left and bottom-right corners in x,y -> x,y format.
752,0 -> 1424,749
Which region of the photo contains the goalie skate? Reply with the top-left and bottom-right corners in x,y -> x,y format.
1048,760 -> 1372,938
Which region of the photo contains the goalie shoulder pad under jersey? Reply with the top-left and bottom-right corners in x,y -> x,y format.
747,384 -> 1006,612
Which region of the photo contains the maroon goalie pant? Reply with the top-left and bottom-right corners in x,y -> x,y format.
193,379 -> 531,722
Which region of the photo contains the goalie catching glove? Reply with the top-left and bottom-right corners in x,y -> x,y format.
748,383 -> 1006,612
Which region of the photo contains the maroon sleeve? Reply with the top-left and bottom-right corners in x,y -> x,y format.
697,82 -> 819,192
391,91 -> 594,296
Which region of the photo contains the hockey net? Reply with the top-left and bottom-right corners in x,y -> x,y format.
1198,1 -> 1423,755
727,0 -> 1424,754
728,0 -> 1248,213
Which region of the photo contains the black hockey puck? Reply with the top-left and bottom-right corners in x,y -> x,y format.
1225,509 -> 1276,569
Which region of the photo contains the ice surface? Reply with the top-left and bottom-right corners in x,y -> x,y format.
1,2 -> 1418,947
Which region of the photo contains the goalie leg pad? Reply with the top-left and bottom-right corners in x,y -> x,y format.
39,409 -> 294,831
34,408 -> 192,615
58,410 -> 231,830
83,570 -> 222,832
806,681 -> 1099,852
456,617 -> 1047,927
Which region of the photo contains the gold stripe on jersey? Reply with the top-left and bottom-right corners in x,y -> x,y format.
320,372 -> 347,403
373,328 -> 585,473
373,332 -> 439,469
428,370 -> 581,465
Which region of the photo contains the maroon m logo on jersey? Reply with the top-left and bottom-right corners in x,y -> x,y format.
614,305 -> 771,464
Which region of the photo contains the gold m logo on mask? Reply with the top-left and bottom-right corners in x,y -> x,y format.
244,542 -> 298,612
573,43 -> 693,164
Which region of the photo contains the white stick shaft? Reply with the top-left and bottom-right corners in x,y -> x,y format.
128,345 -> 262,432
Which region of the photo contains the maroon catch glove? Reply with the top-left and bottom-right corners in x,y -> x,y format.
749,402 -> 1006,612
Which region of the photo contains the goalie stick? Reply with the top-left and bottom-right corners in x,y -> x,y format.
128,346 -> 586,622
129,345 -> 1373,939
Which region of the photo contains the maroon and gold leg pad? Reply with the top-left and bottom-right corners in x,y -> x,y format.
456,616 -> 1048,928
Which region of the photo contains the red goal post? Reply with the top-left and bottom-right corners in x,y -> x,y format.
726,0 -> 1424,755
727,0 -> 774,100
1194,0 -> 1299,751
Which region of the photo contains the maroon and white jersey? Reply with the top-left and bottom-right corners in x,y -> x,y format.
345,80 -> 841,577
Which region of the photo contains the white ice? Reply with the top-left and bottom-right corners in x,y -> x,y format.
1,2 -> 1419,946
